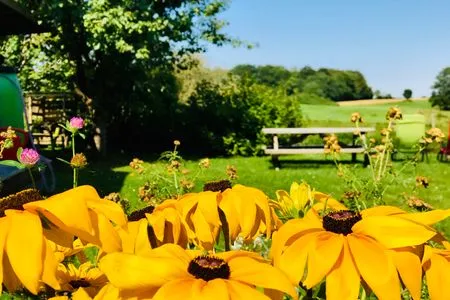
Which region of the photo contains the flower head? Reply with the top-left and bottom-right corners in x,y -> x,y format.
350,112 -> 363,123
69,117 -> 85,130
271,206 -> 448,300
70,153 -> 88,169
19,148 -> 40,167
173,140 -> 181,146
56,262 -> 108,297
422,242 -> 450,300
386,107 -> 403,120
99,243 -> 297,300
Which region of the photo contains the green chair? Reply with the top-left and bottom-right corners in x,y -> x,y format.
392,114 -> 426,161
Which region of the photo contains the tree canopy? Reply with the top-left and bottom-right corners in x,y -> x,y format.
430,67 -> 450,110
403,89 -> 413,100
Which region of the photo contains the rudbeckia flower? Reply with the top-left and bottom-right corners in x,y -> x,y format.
271,207 -> 440,300
118,200 -> 189,254
422,242 -> 450,300
219,184 -> 282,242
56,262 -> 108,297
0,210 -> 60,294
271,181 -> 346,220
23,185 -> 127,253
99,243 -> 297,300
178,191 -> 222,249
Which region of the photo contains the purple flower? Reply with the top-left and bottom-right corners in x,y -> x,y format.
69,117 -> 84,130
19,148 -> 40,167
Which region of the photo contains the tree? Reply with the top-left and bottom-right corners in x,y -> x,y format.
430,67 -> 450,110
0,0 -> 239,153
403,89 -> 413,100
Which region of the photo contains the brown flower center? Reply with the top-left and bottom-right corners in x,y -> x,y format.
187,255 -> 230,281
0,189 -> 43,217
127,205 -> 155,221
203,180 -> 232,192
322,210 -> 361,235
69,279 -> 91,288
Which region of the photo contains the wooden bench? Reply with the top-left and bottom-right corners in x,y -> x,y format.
262,127 -> 376,165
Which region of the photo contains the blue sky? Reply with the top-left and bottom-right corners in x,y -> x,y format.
204,0 -> 450,97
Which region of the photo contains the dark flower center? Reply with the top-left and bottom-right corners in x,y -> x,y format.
127,205 -> 155,221
322,210 -> 361,235
203,180 -> 232,192
187,255 -> 230,281
69,279 -> 91,288
0,188 -> 43,217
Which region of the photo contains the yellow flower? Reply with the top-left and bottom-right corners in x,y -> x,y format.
118,200 -> 189,255
50,238 -> 86,263
99,243 -> 297,300
422,243 -> 450,300
219,184 -> 282,243
49,283 -> 120,300
271,206 -> 441,300
23,185 -> 127,253
56,262 -> 108,297
271,182 -> 346,220
0,210 -> 60,295
178,191 -> 222,250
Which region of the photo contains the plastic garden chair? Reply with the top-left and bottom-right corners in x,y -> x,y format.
392,114 -> 426,161
438,120 -> 450,162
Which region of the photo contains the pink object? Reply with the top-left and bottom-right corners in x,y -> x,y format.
19,148 -> 40,167
69,117 -> 84,129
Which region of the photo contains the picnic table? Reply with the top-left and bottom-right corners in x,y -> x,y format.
262,127 -> 376,165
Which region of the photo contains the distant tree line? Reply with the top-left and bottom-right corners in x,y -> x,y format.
230,64 -> 374,102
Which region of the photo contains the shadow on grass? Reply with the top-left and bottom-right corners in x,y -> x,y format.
41,149 -> 132,196
267,157 -> 366,169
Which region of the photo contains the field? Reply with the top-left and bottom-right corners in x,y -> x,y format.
49,99 -> 450,238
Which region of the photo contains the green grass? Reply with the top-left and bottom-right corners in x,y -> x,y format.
302,100 -> 450,131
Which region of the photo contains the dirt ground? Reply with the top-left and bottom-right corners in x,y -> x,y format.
337,98 -> 429,106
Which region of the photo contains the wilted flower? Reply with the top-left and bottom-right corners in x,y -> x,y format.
129,158 -> 144,174
69,117 -> 85,130
226,164 -> 238,180
386,107 -> 403,120
180,178 -> 195,190
369,138 -> 376,144
199,158 -> 211,169
173,140 -> 181,146
407,195 -> 433,211
19,148 -> 40,167
350,112 -> 363,123
324,134 -> 341,154
380,127 -> 392,136
170,160 -> 181,170
425,127 -> 445,143
70,153 -> 88,169
0,126 -> 16,140
416,176 -> 429,188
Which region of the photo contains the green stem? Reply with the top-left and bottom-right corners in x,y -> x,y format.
218,208 -> 230,251
73,168 -> 78,188
72,134 -> 75,157
27,167 -> 36,190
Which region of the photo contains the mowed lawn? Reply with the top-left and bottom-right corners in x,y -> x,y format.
51,99 -> 450,237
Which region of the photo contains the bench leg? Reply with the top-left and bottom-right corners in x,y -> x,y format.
271,155 -> 280,168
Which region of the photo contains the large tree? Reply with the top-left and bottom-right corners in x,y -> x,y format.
430,67 -> 450,110
0,0 -> 239,152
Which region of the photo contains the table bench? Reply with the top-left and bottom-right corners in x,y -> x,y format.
262,127 -> 376,165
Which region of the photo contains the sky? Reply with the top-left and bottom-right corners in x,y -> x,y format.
204,0 -> 450,98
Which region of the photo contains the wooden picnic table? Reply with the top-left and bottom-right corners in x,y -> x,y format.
262,127 -> 376,165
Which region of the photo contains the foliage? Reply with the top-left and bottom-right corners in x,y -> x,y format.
178,77 -> 302,156
231,64 -> 374,102
403,88 -> 413,100
430,67 -> 450,110
0,0 -> 241,152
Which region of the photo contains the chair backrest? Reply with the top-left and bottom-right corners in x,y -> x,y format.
394,114 -> 425,148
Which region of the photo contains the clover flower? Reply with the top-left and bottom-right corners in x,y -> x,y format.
69,117 -> 85,130
19,148 -> 40,167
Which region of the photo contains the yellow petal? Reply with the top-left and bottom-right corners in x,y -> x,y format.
226,280 -> 272,300
235,190 -> 258,238
326,239 -> 360,300
192,207 -> 217,249
361,206 -> 405,218
219,191 -> 241,241
99,252 -> 188,289
192,279 -> 229,300
72,287 -> 93,300
348,234 -> 401,300
388,247 -> 422,300
87,210 -> 122,253
152,278 -> 196,300
352,215 -> 436,248
290,182 -> 309,209
41,239 -> 61,290
196,191 -> 220,226
87,197 -> 128,227
399,209 -> 450,226
5,210 -> 43,294
2,254 -> 22,293
23,187 -> 94,235
422,246 -> 450,300
0,218 -> 8,294
229,256 -> 297,298
270,218 -> 321,265
303,232 -> 343,288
